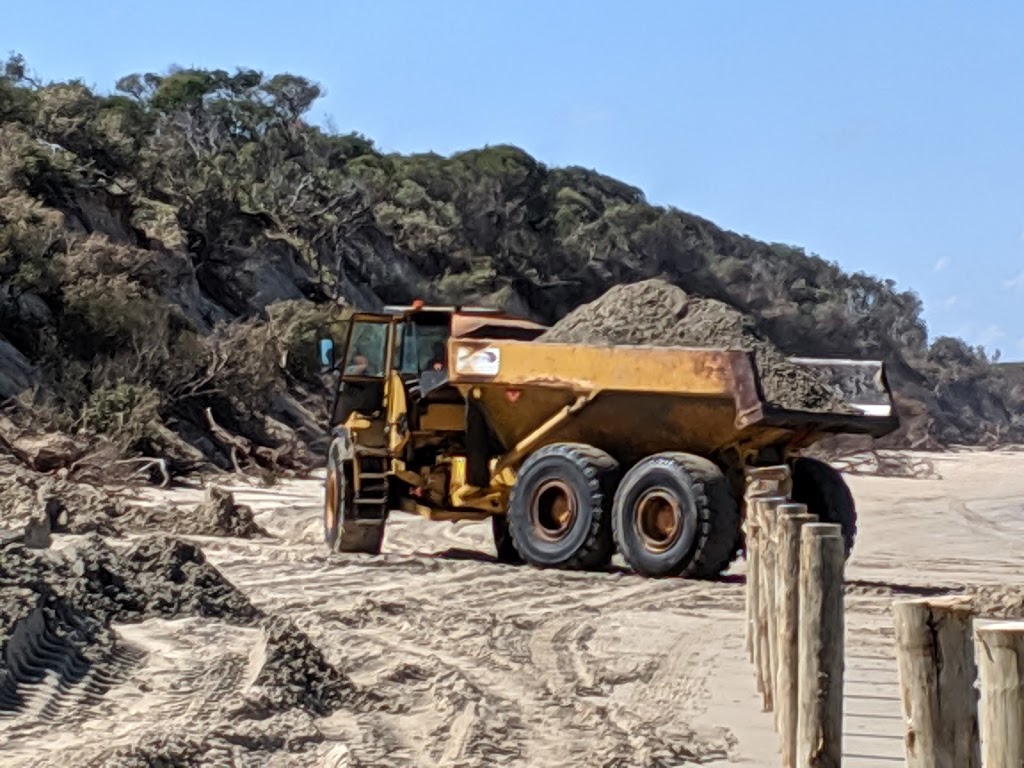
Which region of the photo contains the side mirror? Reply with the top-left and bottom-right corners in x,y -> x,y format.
318,338 -> 335,372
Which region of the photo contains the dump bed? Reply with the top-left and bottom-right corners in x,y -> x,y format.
446,337 -> 898,467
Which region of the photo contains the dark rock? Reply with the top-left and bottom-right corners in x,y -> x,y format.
0,418 -> 90,472
0,338 -> 37,400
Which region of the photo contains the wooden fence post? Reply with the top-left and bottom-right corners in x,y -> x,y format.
745,504 -> 761,665
975,621 -> 1024,768
757,496 -> 786,712
775,504 -> 818,768
892,596 -> 980,768
796,522 -> 845,768
744,467 -> 790,664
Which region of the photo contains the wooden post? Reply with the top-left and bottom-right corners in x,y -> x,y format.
775,504 -> 817,768
892,596 -> 980,768
745,504 -> 761,665
975,621 -> 1024,768
752,499 -> 767,700
758,496 -> 786,712
744,467 -> 788,663
796,523 -> 845,768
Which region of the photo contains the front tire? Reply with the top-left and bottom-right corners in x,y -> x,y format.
324,445 -> 386,555
506,443 -> 618,571
612,452 -> 741,579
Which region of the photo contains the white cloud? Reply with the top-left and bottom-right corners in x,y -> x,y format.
1003,270 -> 1024,290
940,295 -> 959,310
933,256 -> 950,272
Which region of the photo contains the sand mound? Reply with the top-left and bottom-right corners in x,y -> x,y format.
0,592 -> 143,719
1,532 -> 374,765
67,535 -> 264,624
539,279 -> 851,413
0,535 -> 261,718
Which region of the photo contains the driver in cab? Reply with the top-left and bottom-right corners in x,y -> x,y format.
427,342 -> 447,372
346,352 -> 376,376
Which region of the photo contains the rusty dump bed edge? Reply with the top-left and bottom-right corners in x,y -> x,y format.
447,338 -> 899,441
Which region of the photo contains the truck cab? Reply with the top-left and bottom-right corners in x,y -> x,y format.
317,302 -> 546,554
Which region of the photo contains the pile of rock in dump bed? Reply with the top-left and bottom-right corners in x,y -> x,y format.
538,279 -> 851,413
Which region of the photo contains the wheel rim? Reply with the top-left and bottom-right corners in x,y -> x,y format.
634,489 -> 682,553
530,479 -> 577,542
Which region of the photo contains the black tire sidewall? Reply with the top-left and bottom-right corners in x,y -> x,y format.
614,457 -> 701,576
508,453 -> 603,566
323,444 -> 339,548
323,441 -> 348,551
790,456 -> 856,555
491,515 -> 524,564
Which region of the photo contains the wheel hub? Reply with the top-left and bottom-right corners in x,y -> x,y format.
635,489 -> 682,553
530,479 -> 577,542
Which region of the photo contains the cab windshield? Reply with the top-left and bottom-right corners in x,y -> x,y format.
343,320 -> 388,378
399,320 -> 450,374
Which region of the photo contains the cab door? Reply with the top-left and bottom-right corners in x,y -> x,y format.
331,314 -> 394,432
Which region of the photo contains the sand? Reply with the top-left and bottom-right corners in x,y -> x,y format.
538,279 -> 853,413
1,448 -> 1021,766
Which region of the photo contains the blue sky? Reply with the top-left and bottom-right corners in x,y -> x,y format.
6,1 -> 1024,359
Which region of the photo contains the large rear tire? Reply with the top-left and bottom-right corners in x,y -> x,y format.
789,456 -> 856,558
612,452 -> 741,579
506,443 -> 618,571
324,445 -> 386,555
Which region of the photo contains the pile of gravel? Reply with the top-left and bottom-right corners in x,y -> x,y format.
127,486 -> 269,539
1,533 -> 368,737
0,535 -> 262,711
539,279 -> 852,413
242,616 -> 362,717
63,535 -> 264,624
91,710 -> 330,768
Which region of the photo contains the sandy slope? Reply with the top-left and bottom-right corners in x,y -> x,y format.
1,449 -> 1021,767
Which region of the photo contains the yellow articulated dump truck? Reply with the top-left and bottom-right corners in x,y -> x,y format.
316,302 -> 898,579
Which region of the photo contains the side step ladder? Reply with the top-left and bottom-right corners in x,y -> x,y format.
351,448 -> 391,525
